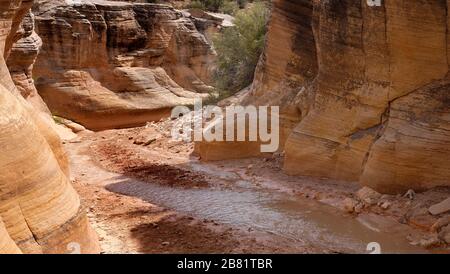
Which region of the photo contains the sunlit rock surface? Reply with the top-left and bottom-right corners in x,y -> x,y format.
198,0 -> 450,193
0,0 -> 99,254
32,0 -> 215,130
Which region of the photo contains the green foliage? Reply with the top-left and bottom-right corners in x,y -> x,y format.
219,0 -> 239,15
188,1 -> 204,9
236,0 -> 248,8
188,0 -> 225,12
212,2 -> 268,97
188,0 -> 252,14
53,116 -> 65,125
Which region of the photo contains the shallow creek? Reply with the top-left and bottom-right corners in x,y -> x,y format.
106,168 -> 427,254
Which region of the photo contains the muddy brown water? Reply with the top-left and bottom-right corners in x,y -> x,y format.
106,174 -> 427,254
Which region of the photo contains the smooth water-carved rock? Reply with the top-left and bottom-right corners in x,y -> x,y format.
32,0 -> 215,130
6,10 -> 49,115
283,0 -> 449,188
0,0 -> 99,254
197,0 -> 450,193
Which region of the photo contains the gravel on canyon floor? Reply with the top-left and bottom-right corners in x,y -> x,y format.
64,119 -> 450,253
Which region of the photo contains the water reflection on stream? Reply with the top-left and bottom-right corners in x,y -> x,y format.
107,175 -> 427,254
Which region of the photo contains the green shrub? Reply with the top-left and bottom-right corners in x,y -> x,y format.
188,0 -> 206,9
53,116 -> 65,125
212,2 -> 268,97
188,0 -> 225,12
219,0 -> 239,15
188,0 -> 252,14
236,0 -> 248,8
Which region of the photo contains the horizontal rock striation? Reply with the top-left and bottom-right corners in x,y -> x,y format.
1,0 -> 99,254
197,0 -> 450,193
32,0 -> 216,130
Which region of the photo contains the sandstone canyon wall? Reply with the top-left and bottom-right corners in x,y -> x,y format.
0,0 -> 99,253
31,0 -> 216,130
198,0 -> 450,194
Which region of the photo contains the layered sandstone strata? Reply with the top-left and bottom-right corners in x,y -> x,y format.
6,8 -> 53,117
0,0 -> 99,253
197,0 -> 450,193
32,0 -> 215,130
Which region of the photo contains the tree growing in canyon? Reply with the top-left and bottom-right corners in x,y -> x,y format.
212,1 -> 268,98
189,0 -> 225,12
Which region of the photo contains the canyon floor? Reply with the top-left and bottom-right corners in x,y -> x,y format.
62,119 -> 450,254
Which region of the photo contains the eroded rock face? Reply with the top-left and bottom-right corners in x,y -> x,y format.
0,0 -> 99,254
198,0 -> 450,193
32,0 -> 215,130
6,9 -> 52,116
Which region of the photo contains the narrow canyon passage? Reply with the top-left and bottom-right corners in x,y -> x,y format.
2,0 -> 449,255
64,123 -> 438,254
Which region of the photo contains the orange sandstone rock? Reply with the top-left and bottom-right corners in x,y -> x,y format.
197,0 -> 450,193
32,0 -> 215,130
0,0 -> 99,254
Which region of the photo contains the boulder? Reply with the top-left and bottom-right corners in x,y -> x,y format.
431,216 -> 450,232
341,198 -> 358,213
404,190 -> 416,200
429,198 -> 450,216
356,187 -> 382,205
438,224 -> 450,244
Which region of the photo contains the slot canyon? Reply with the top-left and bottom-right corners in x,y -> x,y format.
0,0 -> 449,254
